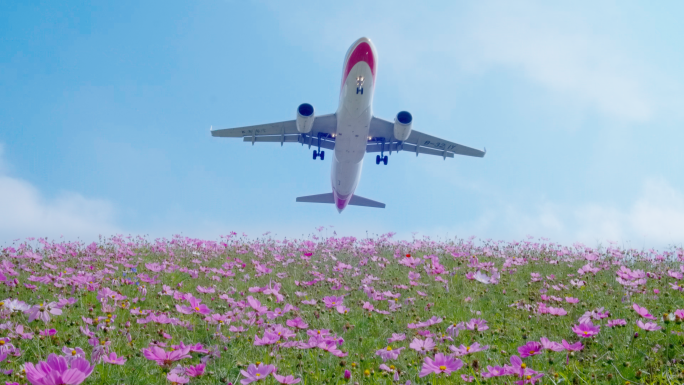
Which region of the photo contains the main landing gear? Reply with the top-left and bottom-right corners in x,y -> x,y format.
376,155 -> 388,165
313,150 -> 325,160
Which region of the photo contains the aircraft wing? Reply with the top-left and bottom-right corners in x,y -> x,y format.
367,116 -> 485,159
211,114 -> 337,149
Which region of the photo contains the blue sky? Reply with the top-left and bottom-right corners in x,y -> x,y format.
1,1 -> 683,247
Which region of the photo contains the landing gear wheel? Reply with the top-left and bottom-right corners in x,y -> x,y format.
376,155 -> 381,165
383,156 -> 388,165
320,151 -> 325,160
313,150 -> 318,160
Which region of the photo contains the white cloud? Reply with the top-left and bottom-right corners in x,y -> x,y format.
271,1 -> 662,122
462,2 -> 653,122
443,178 -> 684,248
0,144 -> 121,243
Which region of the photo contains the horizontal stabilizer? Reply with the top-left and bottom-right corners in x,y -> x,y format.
296,193 -> 385,208
349,195 -> 385,208
296,193 -> 334,204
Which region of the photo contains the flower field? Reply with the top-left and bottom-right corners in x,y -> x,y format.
1,233 -> 683,385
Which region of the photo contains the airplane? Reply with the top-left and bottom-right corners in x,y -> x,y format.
211,37 -> 485,212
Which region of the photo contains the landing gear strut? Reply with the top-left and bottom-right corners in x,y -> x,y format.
312,134 -> 325,160
375,139 -> 389,165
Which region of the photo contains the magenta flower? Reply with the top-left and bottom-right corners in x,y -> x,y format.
240,363 -> 275,384
285,317 -> 308,329
322,295 -> 344,308
26,302 -> 62,323
540,337 -> 564,352
517,341 -> 542,357
607,319 -> 627,327
561,340 -> 583,351
504,356 -> 539,377
167,373 -> 189,384
376,346 -> 404,361
344,369 -> 351,379
446,322 -> 465,337
254,331 -> 280,346
465,318 -> 489,331
387,333 -> 406,343
572,321 -> 600,338
418,353 -> 463,377
176,296 -> 212,315
184,364 -> 206,377
637,320 -> 662,331
449,342 -> 489,356
102,352 -> 127,365
273,372 -> 302,384
481,365 -> 506,378
25,353 -> 94,385
142,346 -> 191,367
409,337 -> 435,353
632,303 -> 657,320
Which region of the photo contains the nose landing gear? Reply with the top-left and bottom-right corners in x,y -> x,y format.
375,155 -> 388,165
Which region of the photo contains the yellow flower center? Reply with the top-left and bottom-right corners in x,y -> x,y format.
71,350 -> 76,356
583,331 -> 588,335
387,347 -> 392,351
195,307 -> 200,311
439,365 -> 447,370
527,375 -> 532,380
467,346 -> 471,351
521,363 -> 527,369
0,341 -> 5,346
256,374 -> 260,377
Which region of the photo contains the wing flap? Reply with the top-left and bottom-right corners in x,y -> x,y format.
367,116 -> 485,158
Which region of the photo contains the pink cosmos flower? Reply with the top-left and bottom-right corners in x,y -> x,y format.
419,353 -> 463,377
142,346 -> 191,367
273,372 -> 302,384
540,337 -> 564,352
376,346 -> 404,361
387,333 -> 406,343
254,331 -> 280,346
449,342 -> 489,356
246,296 -> 268,313
176,296 -> 212,315
167,373 -> 190,384
572,322 -> 600,338
336,305 -> 350,314
26,302 -> 62,323
185,364 -> 206,377
25,353 -> 94,385
409,337 -> 435,354
481,365 -> 506,378
607,319 -> 627,327
285,317 -> 308,329
102,352 -> 126,365
637,320 -> 662,331
322,296 -> 344,308
465,318 -> 489,331
504,356 -> 539,377
517,341 -> 542,357
561,340 -> 583,351
446,322 -> 465,337
240,363 -> 275,384
632,303 -> 656,320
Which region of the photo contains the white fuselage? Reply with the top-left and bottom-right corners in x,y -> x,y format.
331,37 -> 377,212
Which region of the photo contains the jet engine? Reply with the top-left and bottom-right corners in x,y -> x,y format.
296,103 -> 315,133
393,111 -> 412,141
